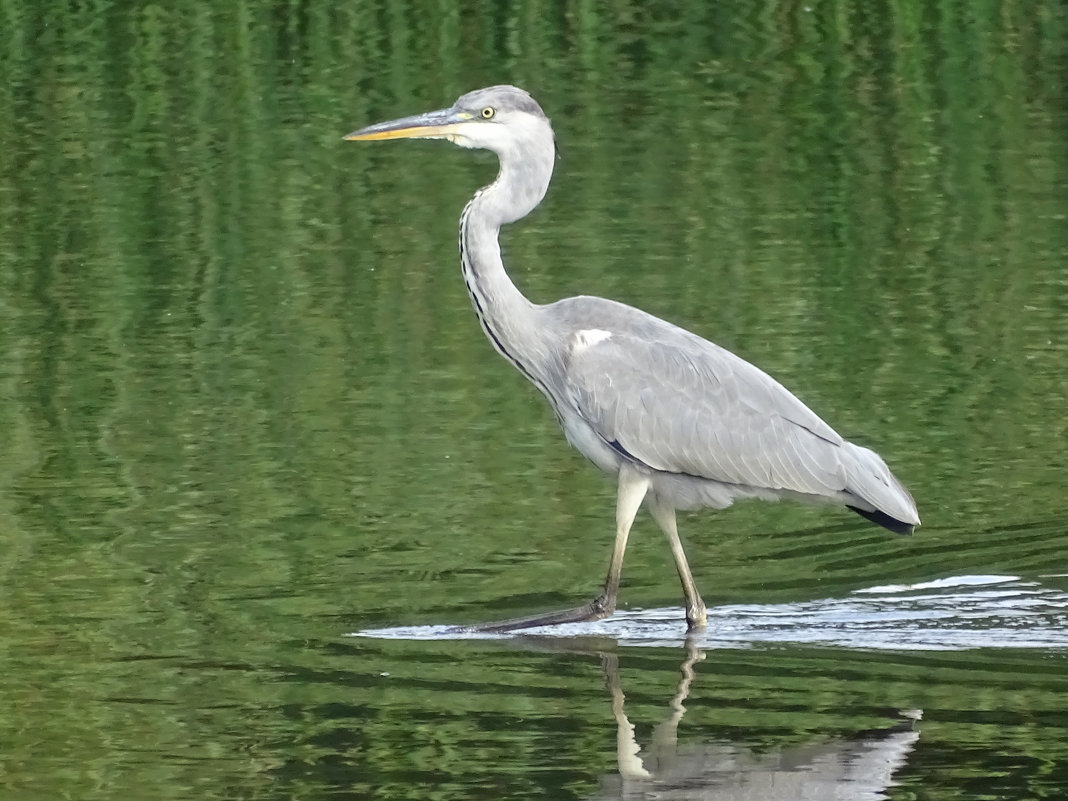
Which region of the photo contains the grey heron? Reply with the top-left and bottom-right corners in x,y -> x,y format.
345,85 -> 919,631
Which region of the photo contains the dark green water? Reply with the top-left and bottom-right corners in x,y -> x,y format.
2,2 -> 1067,799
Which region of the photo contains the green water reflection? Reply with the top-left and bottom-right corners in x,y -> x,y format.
1,1 -> 1066,799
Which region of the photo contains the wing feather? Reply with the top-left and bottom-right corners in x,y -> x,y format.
563,327 -> 850,496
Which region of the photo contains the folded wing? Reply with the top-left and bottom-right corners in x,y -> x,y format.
563,327 -> 855,498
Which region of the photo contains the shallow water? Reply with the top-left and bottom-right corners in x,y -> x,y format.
359,574 -> 1068,650
2,2 -> 1067,800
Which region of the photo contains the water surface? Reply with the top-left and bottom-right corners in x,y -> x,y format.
1,2 -> 1066,799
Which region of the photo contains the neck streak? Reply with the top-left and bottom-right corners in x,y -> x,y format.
458,185 -> 540,381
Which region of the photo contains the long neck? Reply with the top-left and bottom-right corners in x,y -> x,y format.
459,146 -> 554,381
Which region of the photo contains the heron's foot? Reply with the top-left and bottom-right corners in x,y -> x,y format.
473,593 -> 616,633
686,598 -> 707,630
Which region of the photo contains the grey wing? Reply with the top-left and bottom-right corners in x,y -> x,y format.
562,328 -> 852,496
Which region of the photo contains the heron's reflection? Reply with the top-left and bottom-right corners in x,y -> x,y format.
578,640 -> 921,800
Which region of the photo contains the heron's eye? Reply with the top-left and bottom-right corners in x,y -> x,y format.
481,107 -> 495,119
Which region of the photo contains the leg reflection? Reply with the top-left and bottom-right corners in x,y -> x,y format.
595,641 -> 920,800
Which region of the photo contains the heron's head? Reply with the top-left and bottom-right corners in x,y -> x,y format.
344,85 -> 554,164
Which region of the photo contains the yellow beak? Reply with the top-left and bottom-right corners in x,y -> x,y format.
344,108 -> 471,141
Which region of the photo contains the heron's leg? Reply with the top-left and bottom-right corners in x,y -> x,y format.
474,465 -> 649,632
647,494 -> 707,629
594,464 -> 651,613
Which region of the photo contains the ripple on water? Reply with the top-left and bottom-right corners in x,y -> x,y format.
353,574 -> 1068,650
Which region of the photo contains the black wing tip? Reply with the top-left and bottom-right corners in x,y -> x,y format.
847,505 -> 917,536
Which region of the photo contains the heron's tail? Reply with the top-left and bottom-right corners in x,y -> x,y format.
841,442 -> 920,535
